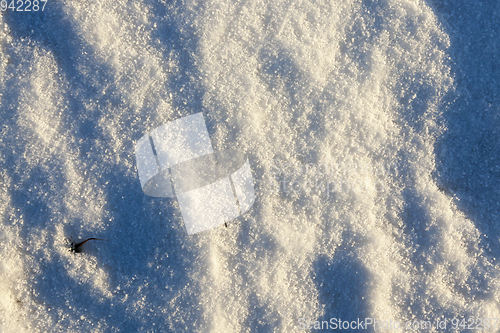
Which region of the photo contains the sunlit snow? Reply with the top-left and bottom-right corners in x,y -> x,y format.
0,0 -> 499,332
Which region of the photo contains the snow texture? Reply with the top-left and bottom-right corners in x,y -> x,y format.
0,0 -> 499,332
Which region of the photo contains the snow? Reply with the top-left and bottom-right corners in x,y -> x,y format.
0,0 -> 499,332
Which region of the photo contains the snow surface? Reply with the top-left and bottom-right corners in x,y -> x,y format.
0,0 -> 499,332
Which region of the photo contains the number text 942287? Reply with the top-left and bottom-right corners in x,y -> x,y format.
1,0 -> 47,11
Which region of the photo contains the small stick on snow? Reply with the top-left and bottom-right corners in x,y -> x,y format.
69,238 -> 107,253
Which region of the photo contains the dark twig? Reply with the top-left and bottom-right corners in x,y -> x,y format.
69,238 -> 107,253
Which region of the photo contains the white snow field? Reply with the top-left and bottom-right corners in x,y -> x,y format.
0,0 -> 499,332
